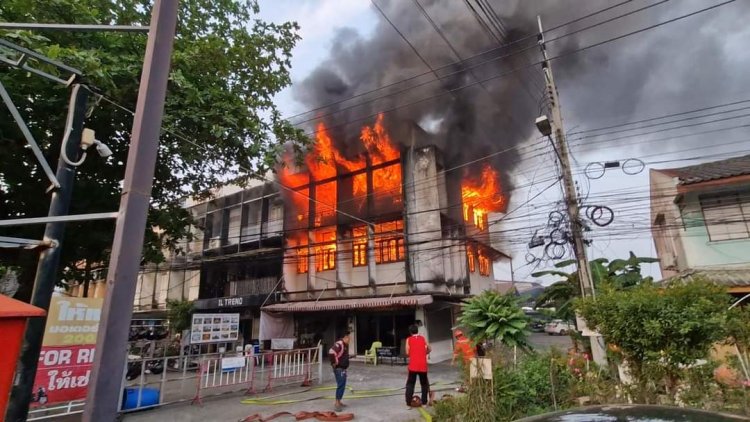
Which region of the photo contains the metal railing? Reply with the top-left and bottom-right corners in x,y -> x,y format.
28,344 -> 324,419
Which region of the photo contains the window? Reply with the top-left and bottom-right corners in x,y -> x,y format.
297,248 -> 309,274
374,220 -> 405,264
314,229 -> 337,271
352,226 -> 367,267
700,193 -> 750,241
478,249 -> 491,276
467,245 -> 476,273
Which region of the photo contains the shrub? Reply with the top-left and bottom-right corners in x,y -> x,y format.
577,279 -> 730,397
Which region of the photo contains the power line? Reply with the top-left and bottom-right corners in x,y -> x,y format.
294,0 -> 737,140
283,0 -> 636,122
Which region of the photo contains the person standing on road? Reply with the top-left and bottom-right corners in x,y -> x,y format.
451,329 -> 475,366
329,331 -> 351,412
405,324 -> 431,407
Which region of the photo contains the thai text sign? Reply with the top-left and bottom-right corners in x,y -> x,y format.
31,296 -> 103,406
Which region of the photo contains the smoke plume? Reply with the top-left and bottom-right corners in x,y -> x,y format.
292,0 -> 750,192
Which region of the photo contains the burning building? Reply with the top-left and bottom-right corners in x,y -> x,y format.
261,114 -> 509,361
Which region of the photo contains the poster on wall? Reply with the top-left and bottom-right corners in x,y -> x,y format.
189,313 -> 240,344
31,296 -> 103,407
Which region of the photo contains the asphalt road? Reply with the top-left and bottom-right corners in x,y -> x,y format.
528,332 -> 573,352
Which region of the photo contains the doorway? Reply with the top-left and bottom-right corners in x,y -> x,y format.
355,311 -> 415,354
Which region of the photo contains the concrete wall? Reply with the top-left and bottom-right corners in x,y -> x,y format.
651,169 -> 750,274
679,190 -> 750,269
405,146 -> 447,292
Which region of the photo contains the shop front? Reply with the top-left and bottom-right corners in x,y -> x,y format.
261,295 -> 459,360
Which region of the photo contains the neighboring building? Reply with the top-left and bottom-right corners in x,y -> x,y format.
650,154 -> 750,291
259,122 -> 507,363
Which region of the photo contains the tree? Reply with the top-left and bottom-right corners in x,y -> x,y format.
0,0 -> 307,299
458,291 -> 530,351
577,279 -> 730,395
533,252 -> 658,319
166,299 -> 194,334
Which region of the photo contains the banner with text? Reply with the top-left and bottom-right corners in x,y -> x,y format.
31,296 -> 103,407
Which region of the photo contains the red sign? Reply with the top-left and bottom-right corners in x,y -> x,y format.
30,297 -> 102,407
31,345 -> 95,405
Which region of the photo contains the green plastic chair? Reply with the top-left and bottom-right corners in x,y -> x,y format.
364,341 -> 382,366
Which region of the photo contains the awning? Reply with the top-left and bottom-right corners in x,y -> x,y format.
262,295 -> 434,313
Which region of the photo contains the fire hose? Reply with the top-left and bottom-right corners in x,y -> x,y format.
239,382 -> 458,422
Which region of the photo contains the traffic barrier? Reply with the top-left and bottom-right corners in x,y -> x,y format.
264,346 -> 319,392
192,354 -> 257,406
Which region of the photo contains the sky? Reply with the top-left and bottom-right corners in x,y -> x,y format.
257,0 -> 750,285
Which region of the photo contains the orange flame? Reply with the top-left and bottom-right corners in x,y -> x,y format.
278,114 -> 402,224
361,114 -> 402,201
462,164 -> 505,231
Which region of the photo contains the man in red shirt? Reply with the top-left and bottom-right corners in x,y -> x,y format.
405,323 -> 431,407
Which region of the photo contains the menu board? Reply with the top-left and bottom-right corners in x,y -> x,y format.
190,313 -> 240,344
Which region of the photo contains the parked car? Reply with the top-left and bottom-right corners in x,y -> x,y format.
529,320 -> 546,333
515,404 -> 746,422
544,319 -> 576,335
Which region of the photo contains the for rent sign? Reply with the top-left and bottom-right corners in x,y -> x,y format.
31,297 -> 102,407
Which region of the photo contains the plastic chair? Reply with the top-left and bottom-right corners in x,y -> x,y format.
364,341 -> 382,365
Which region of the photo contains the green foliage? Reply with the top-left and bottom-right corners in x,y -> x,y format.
533,252 -> 658,320
726,306 -> 750,352
166,299 -> 194,333
458,291 -> 530,350
433,351 -> 578,422
577,279 -> 730,393
0,0 -> 307,297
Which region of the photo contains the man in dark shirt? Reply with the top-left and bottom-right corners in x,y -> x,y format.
328,331 -> 350,412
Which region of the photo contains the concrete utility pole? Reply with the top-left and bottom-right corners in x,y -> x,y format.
536,16 -> 608,366
6,84 -> 89,422
83,1 -> 178,420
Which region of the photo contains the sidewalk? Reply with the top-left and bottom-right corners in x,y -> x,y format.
122,362 -> 460,422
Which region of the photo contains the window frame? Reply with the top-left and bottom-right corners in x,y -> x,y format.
699,192 -> 750,242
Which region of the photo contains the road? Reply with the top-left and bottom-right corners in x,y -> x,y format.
528,332 -> 573,352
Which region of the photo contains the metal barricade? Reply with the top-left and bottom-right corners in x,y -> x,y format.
191,354 -> 256,406
27,345 -> 324,417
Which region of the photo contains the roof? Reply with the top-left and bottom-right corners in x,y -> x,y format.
494,282 -> 517,295
659,268 -> 750,288
0,294 -> 46,318
262,295 -> 433,312
661,154 -> 750,185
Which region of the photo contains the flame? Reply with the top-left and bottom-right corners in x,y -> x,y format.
361,114 -> 402,201
361,114 -> 400,164
462,164 -> 505,231
278,114 -> 402,226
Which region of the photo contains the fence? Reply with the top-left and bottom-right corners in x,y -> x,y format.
26,344 -> 324,420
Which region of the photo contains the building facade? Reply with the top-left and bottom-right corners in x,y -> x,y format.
258,122 -> 507,362
650,154 -> 750,291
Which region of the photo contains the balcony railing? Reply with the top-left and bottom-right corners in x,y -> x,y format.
227,276 -> 278,296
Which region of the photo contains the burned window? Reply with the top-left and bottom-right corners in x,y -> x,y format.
374,220 -> 405,264
467,245 -> 476,273
297,247 -> 309,274
478,248 -> 491,277
352,226 -> 368,267
315,229 -> 337,272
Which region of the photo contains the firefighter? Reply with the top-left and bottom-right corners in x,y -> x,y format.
451,329 -> 475,365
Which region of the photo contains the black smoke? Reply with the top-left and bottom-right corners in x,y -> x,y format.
291,0 -> 750,193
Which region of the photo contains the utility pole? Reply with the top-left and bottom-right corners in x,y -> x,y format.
83,1 -> 178,420
6,83 -> 89,422
536,16 -> 607,366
